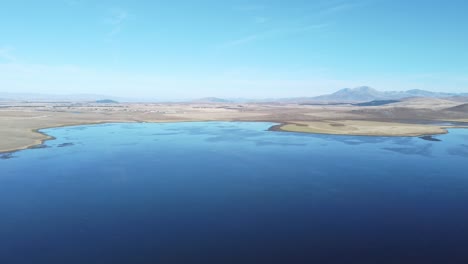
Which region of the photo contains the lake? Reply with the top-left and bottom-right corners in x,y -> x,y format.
1,122 -> 468,263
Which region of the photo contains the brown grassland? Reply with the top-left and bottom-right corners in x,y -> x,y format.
1,98 -> 467,153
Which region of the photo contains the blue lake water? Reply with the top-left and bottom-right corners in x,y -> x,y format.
1,122 -> 468,263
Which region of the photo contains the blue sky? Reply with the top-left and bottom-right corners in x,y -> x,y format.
1,0 -> 467,99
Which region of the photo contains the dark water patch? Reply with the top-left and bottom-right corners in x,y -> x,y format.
419,135 -> 442,142
322,136 -> 390,146
204,129 -> 265,143
383,143 -> 433,157
66,126 -> 88,131
29,144 -> 49,149
205,135 -> 245,142
215,124 -> 240,129
272,126 -> 421,147
165,126 -> 207,135
152,132 -> 181,136
0,153 -> 15,159
57,142 -> 74,148
255,140 -> 307,147
308,133 -> 415,146
116,142 -> 139,146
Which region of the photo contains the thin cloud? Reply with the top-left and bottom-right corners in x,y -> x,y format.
222,23 -> 329,48
223,32 -> 269,48
294,23 -> 329,32
318,1 -> 362,16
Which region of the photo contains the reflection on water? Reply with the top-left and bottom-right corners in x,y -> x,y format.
419,135 -> 442,142
447,144 -> 468,158
57,142 -> 74,148
1,122 -> 468,263
383,143 -> 433,157
0,153 -> 15,159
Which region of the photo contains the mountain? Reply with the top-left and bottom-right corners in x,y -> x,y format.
309,87 -> 468,102
402,89 -> 456,98
312,86 -> 385,102
191,97 -> 233,103
1,88 -> 466,104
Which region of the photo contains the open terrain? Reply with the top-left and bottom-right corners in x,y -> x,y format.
1,97 -> 468,153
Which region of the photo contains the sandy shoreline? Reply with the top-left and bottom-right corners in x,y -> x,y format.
0,120 -> 177,154
1,101 -> 467,154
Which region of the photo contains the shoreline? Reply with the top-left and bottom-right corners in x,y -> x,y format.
0,120 -> 143,155
1,120 -> 466,155
267,123 -> 451,137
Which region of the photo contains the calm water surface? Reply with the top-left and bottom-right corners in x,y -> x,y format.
1,122 -> 468,263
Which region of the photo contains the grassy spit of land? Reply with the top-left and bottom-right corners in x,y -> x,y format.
1,99 -> 467,153
273,120 -> 450,137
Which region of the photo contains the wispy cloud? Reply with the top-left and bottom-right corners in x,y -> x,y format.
222,23 -> 329,48
318,0 -> 362,16
105,8 -> 129,37
223,32 -> 268,48
224,1 -> 354,49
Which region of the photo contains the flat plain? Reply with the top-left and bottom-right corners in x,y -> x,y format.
1,97 -> 468,153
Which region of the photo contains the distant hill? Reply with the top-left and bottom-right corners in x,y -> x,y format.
402,89 -> 456,98
309,87 -> 468,102
95,99 -> 118,103
0,92 -> 148,102
445,103 -> 468,113
191,97 -> 233,103
445,96 -> 468,103
313,86 -> 383,102
1,88 -> 466,104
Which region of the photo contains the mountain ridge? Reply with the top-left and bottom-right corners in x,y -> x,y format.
1,87 -> 467,103
308,86 -> 467,102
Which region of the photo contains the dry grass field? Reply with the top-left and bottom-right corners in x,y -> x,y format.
1,98 -> 467,153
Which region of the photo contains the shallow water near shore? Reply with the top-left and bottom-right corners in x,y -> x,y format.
1,122 -> 468,263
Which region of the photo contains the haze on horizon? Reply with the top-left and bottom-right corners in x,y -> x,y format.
1,0 -> 467,100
